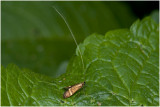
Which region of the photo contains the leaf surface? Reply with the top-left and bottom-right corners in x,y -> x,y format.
1,17 -> 159,106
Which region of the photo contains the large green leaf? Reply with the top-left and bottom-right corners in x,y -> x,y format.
2,17 -> 159,106
2,1 -> 136,77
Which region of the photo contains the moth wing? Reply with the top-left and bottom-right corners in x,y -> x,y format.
70,83 -> 83,94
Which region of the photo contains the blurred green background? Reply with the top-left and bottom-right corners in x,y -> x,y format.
1,1 -> 159,78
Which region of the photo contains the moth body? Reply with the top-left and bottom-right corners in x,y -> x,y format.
63,82 -> 85,99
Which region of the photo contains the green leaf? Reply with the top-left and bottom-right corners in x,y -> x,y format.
1,64 -> 57,106
2,17 -> 158,106
2,1 -> 136,77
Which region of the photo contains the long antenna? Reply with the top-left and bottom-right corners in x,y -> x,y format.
53,6 -> 85,75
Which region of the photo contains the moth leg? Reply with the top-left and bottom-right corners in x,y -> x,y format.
76,87 -> 85,97
76,91 -> 81,97
83,86 -> 86,95
63,86 -> 72,90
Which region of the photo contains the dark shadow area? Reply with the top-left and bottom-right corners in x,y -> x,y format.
126,1 -> 159,18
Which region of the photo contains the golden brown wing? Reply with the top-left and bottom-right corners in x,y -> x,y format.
63,82 -> 85,99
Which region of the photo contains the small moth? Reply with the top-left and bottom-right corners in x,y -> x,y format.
63,82 -> 85,99
53,7 -> 86,99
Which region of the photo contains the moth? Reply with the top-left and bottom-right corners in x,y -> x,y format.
53,7 -> 86,99
63,82 -> 85,99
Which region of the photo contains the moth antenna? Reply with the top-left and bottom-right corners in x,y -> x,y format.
53,6 -> 85,75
